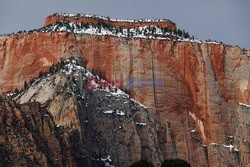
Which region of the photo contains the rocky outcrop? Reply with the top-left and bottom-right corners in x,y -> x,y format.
44,13 -> 176,31
12,59 -> 165,167
0,96 -> 76,167
0,14 -> 249,166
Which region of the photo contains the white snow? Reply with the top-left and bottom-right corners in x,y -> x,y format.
222,144 -> 239,152
135,122 -> 147,126
41,20 -> 210,44
100,155 -> 114,167
116,110 -> 125,116
209,143 -> 239,152
6,13 -> 224,47
101,155 -> 112,162
6,93 -> 14,96
103,110 -> 125,116
238,102 -> 250,108
52,13 -> 173,23
222,144 -> 234,150
234,148 -> 239,152
131,98 -> 147,109
103,110 -> 114,114
110,89 -> 126,97
62,59 -> 95,81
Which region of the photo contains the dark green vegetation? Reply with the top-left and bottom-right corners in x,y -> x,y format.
130,159 -> 191,167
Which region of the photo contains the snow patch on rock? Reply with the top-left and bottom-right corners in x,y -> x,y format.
238,102 -> 250,108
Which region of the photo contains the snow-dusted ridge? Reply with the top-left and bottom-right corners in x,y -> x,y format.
11,57 -> 148,111
0,13 -> 228,46
49,12 -> 175,24
38,20 -> 213,44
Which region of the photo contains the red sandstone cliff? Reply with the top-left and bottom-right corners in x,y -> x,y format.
0,14 -> 249,166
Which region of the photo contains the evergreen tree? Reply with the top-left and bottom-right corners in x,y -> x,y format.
29,78 -> 35,85
24,81 -> 28,89
129,160 -> 154,167
182,30 -> 186,37
177,29 -> 182,37
173,30 -> 177,35
161,159 -> 191,167
119,27 -> 123,34
15,88 -> 19,94
39,71 -> 43,78
152,27 -> 156,34
127,28 -> 131,37
183,31 -> 190,38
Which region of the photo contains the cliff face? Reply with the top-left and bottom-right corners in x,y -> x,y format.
44,13 -> 176,31
0,32 -> 81,93
78,36 -> 248,166
0,14 -> 249,167
0,97 -> 76,167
